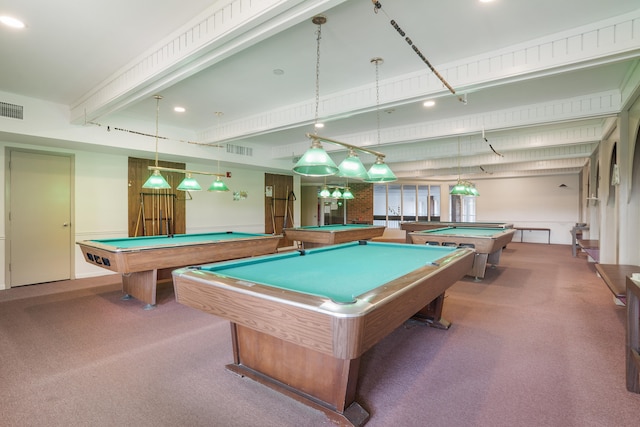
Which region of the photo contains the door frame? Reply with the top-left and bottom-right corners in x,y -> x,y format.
4,147 -> 76,288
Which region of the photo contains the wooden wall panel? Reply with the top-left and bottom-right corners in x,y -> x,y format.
128,157 -> 187,237
264,173 -> 294,247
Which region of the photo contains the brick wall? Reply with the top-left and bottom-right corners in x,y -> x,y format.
346,183 -> 374,224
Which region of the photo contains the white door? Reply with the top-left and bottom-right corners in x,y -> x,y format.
8,150 -> 73,286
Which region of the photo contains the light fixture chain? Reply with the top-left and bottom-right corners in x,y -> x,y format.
314,21 -> 322,133
375,59 -> 381,146
154,95 -> 162,167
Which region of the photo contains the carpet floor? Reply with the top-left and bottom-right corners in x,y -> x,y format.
0,243 -> 638,426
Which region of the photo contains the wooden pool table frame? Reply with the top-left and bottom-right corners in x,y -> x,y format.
400,221 -> 513,243
77,233 -> 282,309
172,245 -> 474,426
409,227 -> 516,280
284,225 -> 385,248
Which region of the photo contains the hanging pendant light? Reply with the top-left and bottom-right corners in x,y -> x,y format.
208,112 -> 231,191
449,138 -> 478,197
319,185 -> 331,198
143,169 -> 171,189
142,95 -> 172,189
177,173 -> 202,191
208,177 -> 230,192
293,15 -> 339,177
342,187 -> 354,199
450,180 -> 468,196
331,188 -> 343,198
364,57 -> 396,183
293,138 -> 339,176
364,156 -> 397,182
338,148 -> 369,180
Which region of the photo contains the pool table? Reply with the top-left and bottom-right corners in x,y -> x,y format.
284,224 -> 385,248
172,241 -> 474,426
409,226 -> 516,280
400,221 -> 513,242
77,232 -> 282,309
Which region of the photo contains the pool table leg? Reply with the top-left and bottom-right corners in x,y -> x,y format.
227,323 -> 370,427
121,270 -> 157,309
470,253 -> 488,281
411,293 -> 450,329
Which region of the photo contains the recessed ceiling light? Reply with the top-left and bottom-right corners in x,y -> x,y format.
479,0 -> 495,3
423,100 -> 436,107
174,106 -> 186,113
0,15 -> 26,29
314,123 -> 324,128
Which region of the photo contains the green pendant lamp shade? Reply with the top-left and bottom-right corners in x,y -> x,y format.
338,149 -> 369,180
293,139 -> 339,176
143,170 -> 171,189
208,177 -> 230,192
331,188 -> 342,198
319,185 -> 331,198
342,187 -> 354,199
450,181 -> 468,196
177,173 -> 202,191
364,156 -> 397,183
450,180 -> 479,196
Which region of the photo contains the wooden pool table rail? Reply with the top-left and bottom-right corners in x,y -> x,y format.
172,247 -> 474,426
78,235 -> 282,308
284,225 -> 385,248
409,228 -> 516,280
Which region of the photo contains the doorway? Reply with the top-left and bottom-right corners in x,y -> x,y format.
6,149 -> 74,287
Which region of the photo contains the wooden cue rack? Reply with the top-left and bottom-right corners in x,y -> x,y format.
135,192 -> 177,237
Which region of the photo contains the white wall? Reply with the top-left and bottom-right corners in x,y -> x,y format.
474,175 -> 580,244
0,140 -> 294,288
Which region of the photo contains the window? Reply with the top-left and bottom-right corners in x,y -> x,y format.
373,184 -> 441,228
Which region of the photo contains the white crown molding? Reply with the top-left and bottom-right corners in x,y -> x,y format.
69,0 -> 349,125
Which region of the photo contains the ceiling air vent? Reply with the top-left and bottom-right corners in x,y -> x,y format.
226,143 -> 253,157
0,101 -> 24,120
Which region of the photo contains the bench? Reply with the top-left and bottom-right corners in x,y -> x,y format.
626,275 -> 640,393
594,264 -> 640,305
514,227 -> 550,244
578,239 -> 600,262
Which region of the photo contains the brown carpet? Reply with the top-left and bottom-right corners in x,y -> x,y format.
0,243 -> 638,426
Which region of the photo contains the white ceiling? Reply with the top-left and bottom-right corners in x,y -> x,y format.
1,0 -> 640,185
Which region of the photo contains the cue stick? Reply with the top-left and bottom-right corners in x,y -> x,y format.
141,194 -> 147,236
287,191 -> 296,228
272,184 -> 277,234
270,203 -> 277,235
283,186 -> 289,230
169,193 -> 172,234
164,192 -> 169,235
134,202 -> 142,237
151,192 -> 156,235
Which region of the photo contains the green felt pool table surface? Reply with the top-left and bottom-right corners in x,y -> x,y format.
283,224 -> 385,248
77,232 -> 282,309
293,224 -> 375,231
193,241 -> 460,303
172,240 -> 475,425
84,231 -> 273,250
418,227 -> 509,236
